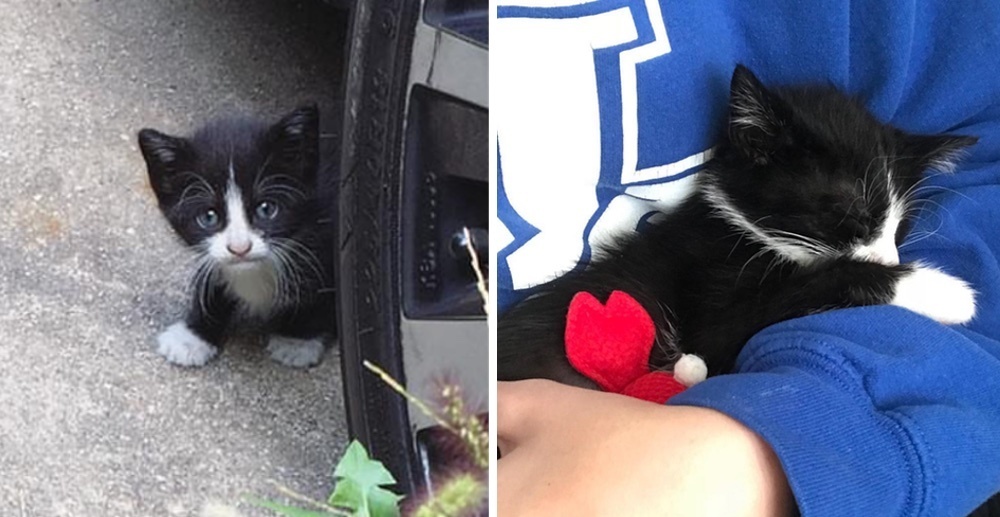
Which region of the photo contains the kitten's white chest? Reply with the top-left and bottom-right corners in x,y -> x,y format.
222,262 -> 277,316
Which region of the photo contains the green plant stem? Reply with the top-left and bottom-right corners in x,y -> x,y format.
266,480 -> 351,516
362,361 -> 457,433
462,227 -> 489,314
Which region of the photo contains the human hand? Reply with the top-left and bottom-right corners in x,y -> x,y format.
497,379 -> 794,516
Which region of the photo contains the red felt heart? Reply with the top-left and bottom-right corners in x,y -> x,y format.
623,372 -> 688,404
565,291 -> 655,393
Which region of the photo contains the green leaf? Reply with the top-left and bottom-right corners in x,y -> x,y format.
244,496 -> 334,517
329,478 -> 365,514
367,487 -> 402,517
329,441 -> 402,517
333,441 -> 397,487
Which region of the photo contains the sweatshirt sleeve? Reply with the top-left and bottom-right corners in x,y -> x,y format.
668,307 -> 1000,516
667,159 -> 1000,516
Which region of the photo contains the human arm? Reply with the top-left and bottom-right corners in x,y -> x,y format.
498,380 -> 794,517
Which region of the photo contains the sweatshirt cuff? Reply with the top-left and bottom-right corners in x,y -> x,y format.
667,324 -> 923,516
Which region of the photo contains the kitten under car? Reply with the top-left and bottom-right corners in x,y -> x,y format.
138,105 -> 337,368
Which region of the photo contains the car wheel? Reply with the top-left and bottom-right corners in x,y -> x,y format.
336,0 -> 488,496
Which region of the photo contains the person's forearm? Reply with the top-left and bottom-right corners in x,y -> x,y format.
650,405 -> 795,517
498,380 -> 793,516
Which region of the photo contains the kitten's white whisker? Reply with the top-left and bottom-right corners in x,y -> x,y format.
907,197 -> 952,220
766,229 -> 836,256
899,201 -> 950,250
900,218 -> 949,248
736,246 -> 773,284
271,238 -> 326,287
268,247 -> 297,305
649,300 -> 679,365
171,178 -> 218,218
177,172 -> 217,196
861,155 -> 881,203
177,183 -> 214,206
908,185 -> 975,203
258,184 -> 308,204
854,178 -> 867,206
725,230 -> 750,261
837,195 -> 865,229
282,249 -> 307,303
900,174 -> 937,203
272,243 -> 314,305
190,255 -> 217,319
900,231 -> 937,248
903,198 -> 943,220
255,174 -> 307,201
759,253 -> 785,285
252,154 -> 275,192
881,154 -> 893,199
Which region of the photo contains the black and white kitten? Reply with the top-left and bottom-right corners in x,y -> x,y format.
498,65 -> 978,388
138,105 -> 336,368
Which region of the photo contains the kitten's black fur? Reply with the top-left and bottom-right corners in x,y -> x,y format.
498,65 -> 977,387
139,105 -> 336,366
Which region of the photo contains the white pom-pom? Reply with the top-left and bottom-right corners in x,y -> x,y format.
673,354 -> 707,387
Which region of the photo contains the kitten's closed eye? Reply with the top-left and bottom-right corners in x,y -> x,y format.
719,65 -> 976,264
839,216 -> 872,241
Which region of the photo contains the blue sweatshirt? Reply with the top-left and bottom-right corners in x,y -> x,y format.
495,1 -> 1000,515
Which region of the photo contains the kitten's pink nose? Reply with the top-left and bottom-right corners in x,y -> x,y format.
227,241 -> 252,257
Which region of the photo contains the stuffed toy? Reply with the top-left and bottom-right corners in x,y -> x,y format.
565,290 -> 707,404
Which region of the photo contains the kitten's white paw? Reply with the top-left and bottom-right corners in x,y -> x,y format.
673,354 -> 708,387
267,336 -> 325,368
892,265 -> 977,325
156,322 -> 218,366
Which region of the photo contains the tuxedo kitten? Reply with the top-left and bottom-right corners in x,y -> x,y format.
498,65 -> 978,388
139,105 -> 336,368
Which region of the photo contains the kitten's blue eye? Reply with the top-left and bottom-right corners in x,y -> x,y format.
255,201 -> 279,220
196,209 -> 220,229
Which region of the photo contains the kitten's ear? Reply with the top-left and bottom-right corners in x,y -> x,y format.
728,65 -> 786,164
903,133 -> 978,173
138,129 -> 192,196
138,129 -> 190,172
268,104 -> 319,178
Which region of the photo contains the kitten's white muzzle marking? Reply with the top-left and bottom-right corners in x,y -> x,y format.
853,203 -> 902,266
203,167 -> 278,314
853,238 -> 900,266
207,175 -> 269,264
871,245 -> 899,266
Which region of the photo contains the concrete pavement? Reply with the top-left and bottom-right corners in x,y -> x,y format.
0,1 -> 349,515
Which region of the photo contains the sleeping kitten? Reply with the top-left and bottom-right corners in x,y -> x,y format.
138,105 -> 336,368
498,65 -> 978,387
